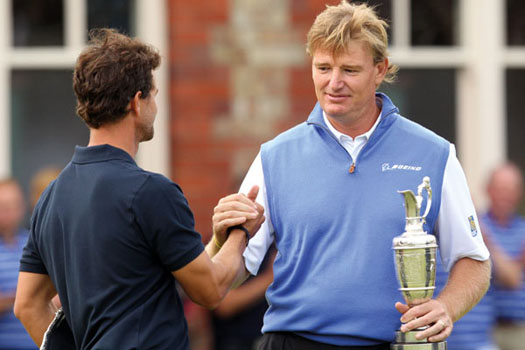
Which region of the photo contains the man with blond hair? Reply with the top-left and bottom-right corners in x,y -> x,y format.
213,2 -> 491,349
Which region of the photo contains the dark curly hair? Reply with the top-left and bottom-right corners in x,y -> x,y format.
73,28 -> 161,129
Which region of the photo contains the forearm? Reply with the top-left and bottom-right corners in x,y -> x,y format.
205,235 -> 221,258
208,230 -> 251,290
17,302 -> 56,346
490,248 -> 523,288
208,230 -> 249,303
214,268 -> 272,318
484,237 -> 523,288
14,272 -> 58,346
437,257 -> 491,322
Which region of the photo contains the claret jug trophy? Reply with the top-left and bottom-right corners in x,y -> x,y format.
391,177 -> 446,350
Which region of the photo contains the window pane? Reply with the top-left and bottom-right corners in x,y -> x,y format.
88,0 -> 135,36
378,69 -> 456,145
506,69 -> 525,173
411,0 -> 458,46
12,0 -> 64,46
507,0 -> 525,45
11,70 -> 89,196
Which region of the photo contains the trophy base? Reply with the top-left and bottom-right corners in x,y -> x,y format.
391,329 -> 447,350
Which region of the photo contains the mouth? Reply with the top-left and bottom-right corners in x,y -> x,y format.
325,93 -> 349,102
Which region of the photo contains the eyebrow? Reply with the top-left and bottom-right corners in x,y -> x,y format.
313,62 -> 362,70
340,64 -> 361,70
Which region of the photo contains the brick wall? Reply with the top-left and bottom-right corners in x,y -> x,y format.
168,0 -> 338,240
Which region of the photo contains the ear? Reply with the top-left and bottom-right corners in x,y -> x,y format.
129,91 -> 143,116
374,58 -> 388,87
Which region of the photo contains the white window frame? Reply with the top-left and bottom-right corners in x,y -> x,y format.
0,0 -> 169,179
389,0 -> 525,208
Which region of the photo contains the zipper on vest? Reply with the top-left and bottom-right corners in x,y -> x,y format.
308,106 -> 397,176
347,107 -> 398,175
308,124 -> 357,174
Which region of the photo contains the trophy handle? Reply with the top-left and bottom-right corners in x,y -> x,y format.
417,176 -> 432,223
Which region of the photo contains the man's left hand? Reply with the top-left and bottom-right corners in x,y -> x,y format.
395,300 -> 452,342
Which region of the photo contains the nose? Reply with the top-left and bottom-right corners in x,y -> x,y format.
328,70 -> 344,91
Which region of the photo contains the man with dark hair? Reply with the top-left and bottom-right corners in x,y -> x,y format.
14,29 -> 264,350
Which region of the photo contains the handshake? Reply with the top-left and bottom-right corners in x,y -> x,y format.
211,185 -> 265,250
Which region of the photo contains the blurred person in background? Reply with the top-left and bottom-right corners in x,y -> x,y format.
29,167 -> 61,210
434,162 -> 525,350
13,28 -> 264,350
481,162 -> 525,350
0,178 -> 36,349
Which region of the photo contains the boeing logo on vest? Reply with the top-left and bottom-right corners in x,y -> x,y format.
382,163 -> 422,172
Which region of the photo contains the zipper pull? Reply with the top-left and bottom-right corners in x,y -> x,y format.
349,162 -> 355,174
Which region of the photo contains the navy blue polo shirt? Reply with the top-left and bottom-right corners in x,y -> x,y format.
20,144 -> 204,350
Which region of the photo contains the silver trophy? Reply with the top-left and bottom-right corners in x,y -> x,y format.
391,177 -> 446,350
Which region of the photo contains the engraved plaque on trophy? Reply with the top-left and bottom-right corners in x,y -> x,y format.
391,177 -> 447,350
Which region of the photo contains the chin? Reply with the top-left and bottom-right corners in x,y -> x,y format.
324,106 -> 348,118
140,129 -> 154,142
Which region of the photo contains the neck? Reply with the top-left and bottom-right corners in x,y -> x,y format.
326,98 -> 380,138
87,117 -> 139,158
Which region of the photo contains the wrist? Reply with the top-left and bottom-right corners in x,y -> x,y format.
435,296 -> 455,322
226,225 -> 250,246
212,235 -> 223,249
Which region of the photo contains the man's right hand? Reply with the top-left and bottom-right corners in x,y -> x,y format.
395,300 -> 452,343
212,185 -> 265,247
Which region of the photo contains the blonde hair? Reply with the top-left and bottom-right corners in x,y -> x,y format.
306,1 -> 398,83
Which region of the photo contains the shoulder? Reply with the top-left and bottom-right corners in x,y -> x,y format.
133,171 -> 187,208
393,115 -> 450,150
263,122 -> 309,147
139,172 -> 183,196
